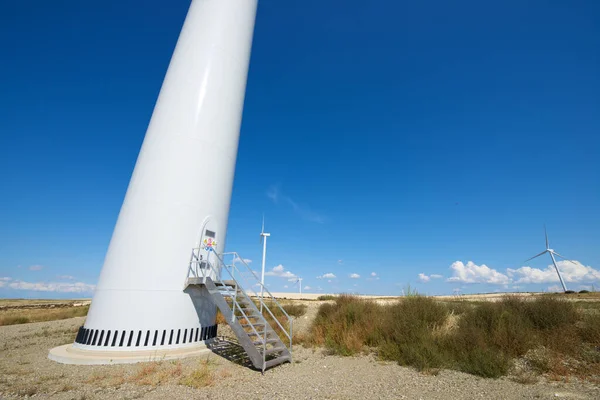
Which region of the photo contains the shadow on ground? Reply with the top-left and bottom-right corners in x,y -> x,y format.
208,337 -> 254,369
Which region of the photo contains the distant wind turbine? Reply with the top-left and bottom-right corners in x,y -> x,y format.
294,277 -> 303,296
259,216 -> 270,301
525,226 -> 576,293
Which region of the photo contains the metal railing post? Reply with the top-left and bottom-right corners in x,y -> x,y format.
263,327 -> 267,373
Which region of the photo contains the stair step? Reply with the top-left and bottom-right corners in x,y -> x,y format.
229,301 -> 255,307
215,280 -> 237,287
241,322 -> 265,328
236,313 -> 262,319
247,329 -> 276,337
224,297 -> 253,305
260,346 -> 287,356
264,355 -> 291,369
252,337 -> 280,346
220,291 -> 240,297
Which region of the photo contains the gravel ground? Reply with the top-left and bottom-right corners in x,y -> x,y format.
1,301 -> 599,399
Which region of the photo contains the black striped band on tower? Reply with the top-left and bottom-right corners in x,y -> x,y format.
74,325 -> 217,348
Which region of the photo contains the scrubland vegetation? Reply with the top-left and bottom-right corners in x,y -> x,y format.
317,295 -> 337,301
300,294 -> 600,380
0,305 -> 89,326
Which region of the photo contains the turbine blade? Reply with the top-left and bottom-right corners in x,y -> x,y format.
524,250 -> 547,263
552,251 -> 577,264
544,225 -> 549,249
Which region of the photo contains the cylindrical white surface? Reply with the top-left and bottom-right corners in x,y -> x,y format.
75,0 -> 257,351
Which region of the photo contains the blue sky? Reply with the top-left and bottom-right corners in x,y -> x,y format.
1,0 -> 599,298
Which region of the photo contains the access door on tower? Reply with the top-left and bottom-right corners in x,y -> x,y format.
199,226 -> 219,272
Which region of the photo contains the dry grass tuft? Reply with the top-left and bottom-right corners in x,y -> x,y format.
16,385 -> 38,396
126,361 -> 184,386
58,383 -> 76,392
84,372 -> 108,384
216,309 -> 227,325
179,358 -> 215,388
281,303 -> 307,317
512,371 -> 539,384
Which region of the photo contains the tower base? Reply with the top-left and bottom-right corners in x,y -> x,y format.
48,340 -> 213,365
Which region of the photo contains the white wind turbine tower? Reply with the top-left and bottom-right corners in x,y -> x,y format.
259,216 -> 270,301
525,226 -> 575,293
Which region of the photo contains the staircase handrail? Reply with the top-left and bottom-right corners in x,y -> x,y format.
223,252 -> 292,318
222,251 -> 293,342
188,248 -> 292,351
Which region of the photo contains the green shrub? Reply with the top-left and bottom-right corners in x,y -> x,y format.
579,313 -> 600,345
444,301 -> 474,315
455,347 -> 511,378
282,303 -> 307,317
317,295 -> 336,301
303,294 -> 600,379
523,297 -> 578,330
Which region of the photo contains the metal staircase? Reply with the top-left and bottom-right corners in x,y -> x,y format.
185,249 -> 293,373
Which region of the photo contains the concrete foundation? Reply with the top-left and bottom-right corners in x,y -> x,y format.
48,340 -> 213,365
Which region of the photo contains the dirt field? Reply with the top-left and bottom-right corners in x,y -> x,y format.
1,299 -> 599,399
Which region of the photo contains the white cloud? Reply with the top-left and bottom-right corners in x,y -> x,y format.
304,286 -> 311,290
507,261 -> 600,284
338,260 -> 343,265
7,280 -> 95,293
267,185 -> 326,223
265,264 -> 297,279
0,277 -> 12,288
547,285 -> 563,292
447,261 -> 510,285
233,256 -> 252,265
349,273 -> 360,279
368,272 -> 380,281
283,285 -> 288,289
57,275 -> 76,280
317,273 -> 336,279
29,265 -> 44,271
419,273 -> 443,282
